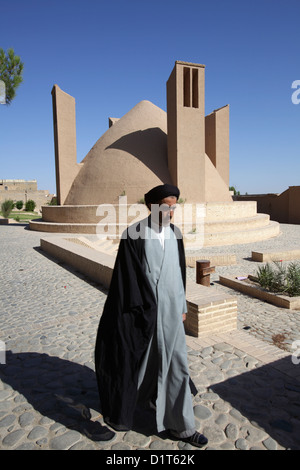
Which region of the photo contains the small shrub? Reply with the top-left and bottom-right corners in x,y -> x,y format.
271,261 -> 287,293
256,261 -> 300,297
15,200 -> 23,210
285,262 -> 300,297
25,199 -> 36,212
256,263 -> 275,290
1,199 -> 14,218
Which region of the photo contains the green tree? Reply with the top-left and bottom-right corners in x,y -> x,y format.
0,48 -> 24,105
15,200 -> 23,210
229,186 -> 240,196
25,199 -> 36,212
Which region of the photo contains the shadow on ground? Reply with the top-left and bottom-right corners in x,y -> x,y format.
1,351 -> 300,448
210,355 -> 300,449
0,351 -> 156,442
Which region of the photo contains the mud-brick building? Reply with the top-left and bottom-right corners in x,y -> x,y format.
0,179 -> 53,211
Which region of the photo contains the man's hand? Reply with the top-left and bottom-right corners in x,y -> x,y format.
182,313 -> 187,322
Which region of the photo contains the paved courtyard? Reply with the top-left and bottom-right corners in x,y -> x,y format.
0,223 -> 300,450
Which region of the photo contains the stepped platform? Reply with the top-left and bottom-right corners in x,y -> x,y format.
30,201 -> 280,247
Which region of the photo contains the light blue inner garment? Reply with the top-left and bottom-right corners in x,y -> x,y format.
138,224 -> 195,438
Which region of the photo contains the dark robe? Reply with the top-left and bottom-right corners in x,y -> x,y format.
94,219 -> 190,431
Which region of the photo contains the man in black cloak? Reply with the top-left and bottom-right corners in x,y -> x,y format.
94,184 -> 208,448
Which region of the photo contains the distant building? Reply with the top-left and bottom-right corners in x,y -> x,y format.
0,179 -> 54,212
0,179 -> 38,191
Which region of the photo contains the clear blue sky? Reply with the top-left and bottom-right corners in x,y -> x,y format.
1,0 -> 299,195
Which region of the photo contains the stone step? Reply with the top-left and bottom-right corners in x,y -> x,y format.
41,201 -> 258,224
31,215 -> 271,235
204,201 -> 257,219
110,221 -> 279,247
29,220 -> 101,233
198,220 -> 280,247
77,236 -> 118,254
173,214 -> 271,236
30,218 -> 280,247
41,204 -> 148,224
203,213 -> 270,233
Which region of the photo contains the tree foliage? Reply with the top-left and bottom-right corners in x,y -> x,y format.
25,199 -> 36,212
15,200 -> 24,210
1,199 -> 14,218
0,48 -> 24,105
229,186 -> 240,196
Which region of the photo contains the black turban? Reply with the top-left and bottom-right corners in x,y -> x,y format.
144,184 -> 180,207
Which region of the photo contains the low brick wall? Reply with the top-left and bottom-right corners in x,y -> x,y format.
219,275 -> 300,310
185,281 -> 237,337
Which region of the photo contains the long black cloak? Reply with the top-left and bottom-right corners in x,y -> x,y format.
94,221 -> 187,431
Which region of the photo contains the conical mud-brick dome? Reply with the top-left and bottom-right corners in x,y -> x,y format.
65,100 -> 171,205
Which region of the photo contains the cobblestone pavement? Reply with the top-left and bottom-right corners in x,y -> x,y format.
0,224 -> 300,450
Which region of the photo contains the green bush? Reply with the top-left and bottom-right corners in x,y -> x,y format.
256,261 -> 300,297
25,199 -> 36,212
1,199 -> 14,218
15,200 -> 23,210
256,263 -> 275,290
285,263 -> 300,297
